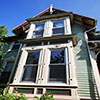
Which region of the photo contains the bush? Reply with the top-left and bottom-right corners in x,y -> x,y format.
0,88 -> 27,100
34,92 -> 54,100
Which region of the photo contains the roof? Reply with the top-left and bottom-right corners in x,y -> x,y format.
12,7 -> 97,35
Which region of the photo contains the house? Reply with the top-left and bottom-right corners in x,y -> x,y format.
0,5 -> 100,100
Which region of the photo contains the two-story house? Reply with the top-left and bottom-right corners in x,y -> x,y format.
0,6 -> 100,100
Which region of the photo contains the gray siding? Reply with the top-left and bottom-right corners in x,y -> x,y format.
72,24 -> 99,99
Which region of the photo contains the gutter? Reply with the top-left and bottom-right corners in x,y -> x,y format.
84,26 -> 100,98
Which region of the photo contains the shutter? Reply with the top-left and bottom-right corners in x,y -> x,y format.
44,21 -> 53,37
64,17 -> 72,35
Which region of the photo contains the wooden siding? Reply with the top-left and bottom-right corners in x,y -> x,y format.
72,24 -> 99,99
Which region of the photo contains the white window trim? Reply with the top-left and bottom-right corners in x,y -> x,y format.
12,42 -> 77,87
26,16 -> 72,39
8,42 -> 15,52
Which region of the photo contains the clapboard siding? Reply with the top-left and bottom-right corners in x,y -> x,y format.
72,24 -> 99,99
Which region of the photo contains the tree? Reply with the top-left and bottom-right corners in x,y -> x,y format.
0,26 -> 8,61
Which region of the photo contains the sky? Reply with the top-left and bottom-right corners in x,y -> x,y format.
0,0 -> 100,36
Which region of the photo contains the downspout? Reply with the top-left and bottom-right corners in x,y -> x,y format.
84,26 -> 100,98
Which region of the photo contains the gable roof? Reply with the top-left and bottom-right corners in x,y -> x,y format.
12,7 -> 97,35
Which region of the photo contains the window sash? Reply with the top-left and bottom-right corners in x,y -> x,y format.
52,20 -> 65,35
48,63 -> 66,83
22,64 -> 38,82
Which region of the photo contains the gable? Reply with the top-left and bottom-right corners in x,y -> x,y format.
12,7 -> 96,36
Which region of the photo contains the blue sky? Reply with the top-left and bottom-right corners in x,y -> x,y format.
0,0 -> 100,36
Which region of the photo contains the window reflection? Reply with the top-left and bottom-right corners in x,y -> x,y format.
0,62 -> 14,84
50,49 -> 65,64
33,23 -> 44,38
53,21 -> 64,35
48,49 -> 66,83
53,21 -> 64,28
26,51 -> 40,64
22,51 -> 40,82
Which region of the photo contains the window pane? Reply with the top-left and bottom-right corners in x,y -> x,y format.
33,23 -> 44,38
26,51 -> 40,64
52,28 -> 64,35
53,21 -> 64,35
49,64 -> 66,83
22,65 -> 38,82
49,49 -> 66,83
0,62 -> 14,84
4,62 -> 14,72
50,40 -> 68,45
0,72 -> 11,84
22,51 -> 40,82
34,30 -> 44,37
12,42 -> 20,50
35,24 -> 44,31
53,21 -> 64,28
50,49 -> 65,64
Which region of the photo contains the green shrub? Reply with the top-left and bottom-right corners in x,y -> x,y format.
0,88 -> 27,100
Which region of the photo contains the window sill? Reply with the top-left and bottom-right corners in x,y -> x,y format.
9,83 -> 78,88
19,35 -> 77,46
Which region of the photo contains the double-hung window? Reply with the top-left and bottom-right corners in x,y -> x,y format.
48,49 -> 66,83
0,62 -> 14,84
21,51 -> 40,82
52,20 -> 65,35
33,23 -> 45,38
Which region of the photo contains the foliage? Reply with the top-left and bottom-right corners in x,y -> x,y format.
0,87 -> 54,100
0,88 -> 28,100
0,26 -> 8,61
34,92 -> 54,100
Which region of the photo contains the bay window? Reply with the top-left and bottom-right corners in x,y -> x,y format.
27,17 -> 71,39
13,40 -> 76,86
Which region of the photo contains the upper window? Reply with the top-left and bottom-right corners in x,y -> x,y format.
33,23 -> 45,38
21,51 -> 40,82
11,42 -> 20,50
52,20 -> 64,35
0,62 -> 14,84
48,49 -> 66,83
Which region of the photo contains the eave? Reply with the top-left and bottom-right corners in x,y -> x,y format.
26,12 -> 73,23
19,35 -> 77,46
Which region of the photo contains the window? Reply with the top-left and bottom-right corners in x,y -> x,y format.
12,42 -> 20,50
48,49 -> 66,83
52,20 -> 64,35
21,51 -> 40,82
0,62 -> 14,84
33,23 -> 45,38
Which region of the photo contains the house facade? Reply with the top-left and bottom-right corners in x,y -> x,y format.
0,6 -> 100,100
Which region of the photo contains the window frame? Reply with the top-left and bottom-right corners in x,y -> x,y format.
26,16 -> 72,39
52,20 -> 65,36
33,23 -> 45,38
47,48 -> 68,84
0,56 -> 15,85
20,50 -> 41,83
14,42 -> 76,86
